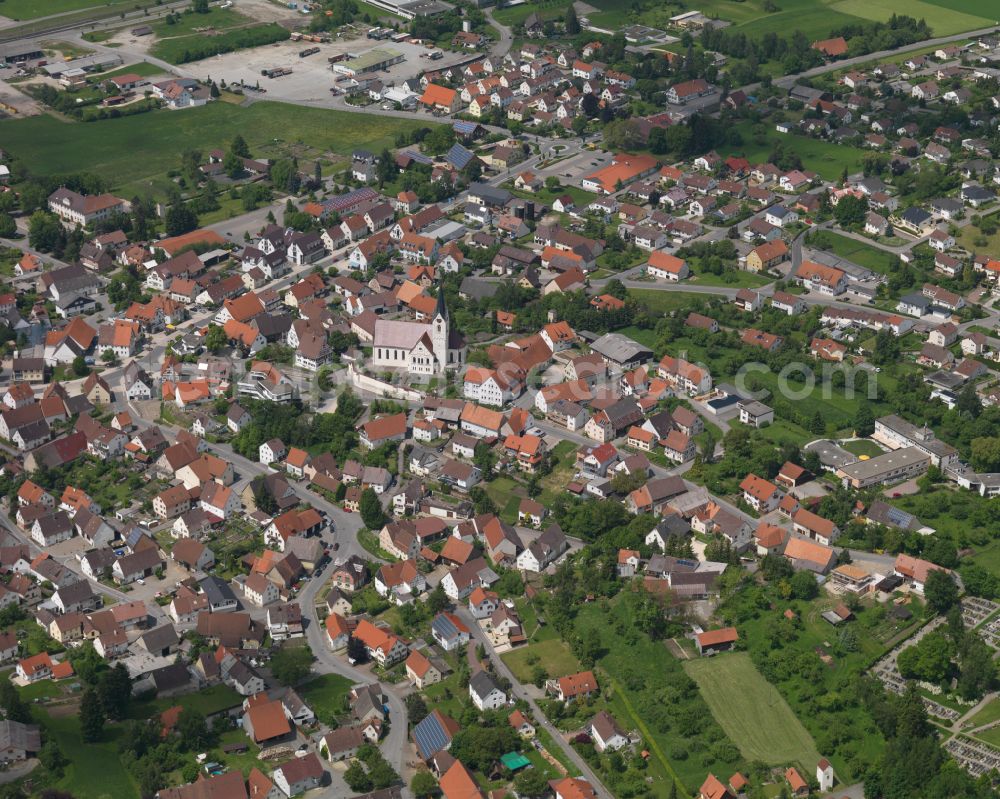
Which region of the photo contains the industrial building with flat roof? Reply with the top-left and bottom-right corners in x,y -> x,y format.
332,47 -> 406,76
836,446 -> 930,489
365,0 -> 450,18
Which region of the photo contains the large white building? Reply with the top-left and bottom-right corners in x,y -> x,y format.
372,292 -> 466,375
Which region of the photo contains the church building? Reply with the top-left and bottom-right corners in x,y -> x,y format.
371,291 -> 466,375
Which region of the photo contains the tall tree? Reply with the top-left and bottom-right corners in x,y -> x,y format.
359,487 -> 385,530
230,134 -> 251,159
564,4 -> 580,34
80,689 -> 105,743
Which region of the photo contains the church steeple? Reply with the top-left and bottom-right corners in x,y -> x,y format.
432,289 -> 449,373
434,288 -> 448,322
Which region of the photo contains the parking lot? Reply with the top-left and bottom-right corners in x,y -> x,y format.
180,36 -> 470,106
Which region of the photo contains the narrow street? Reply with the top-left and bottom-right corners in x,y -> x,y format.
457,606 -> 613,798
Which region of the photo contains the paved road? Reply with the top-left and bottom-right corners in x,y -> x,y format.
123,412 -> 414,791
456,605 -> 612,797
738,24 -> 1000,94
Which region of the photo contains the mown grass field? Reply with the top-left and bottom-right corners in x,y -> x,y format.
626,288 -> 723,315
964,697 -> 1000,731
33,707 -> 140,799
0,102 -> 430,197
684,653 -> 822,772
721,123 -> 866,182
840,438 -> 886,457
0,0 -> 135,20
686,0 -> 991,38
501,638 -> 582,683
807,230 -> 901,275
86,62 -> 169,83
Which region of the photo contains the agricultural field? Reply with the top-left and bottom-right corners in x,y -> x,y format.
0,101 -> 430,199
807,230 -> 901,275
674,0 -> 991,38
684,653 -> 823,772
0,0 -> 136,21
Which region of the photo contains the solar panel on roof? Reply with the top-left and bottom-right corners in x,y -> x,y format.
446,143 -> 475,170
886,507 -> 913,526
412,712 -> 451,759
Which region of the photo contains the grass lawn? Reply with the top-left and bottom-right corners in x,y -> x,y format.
0,102 -> 431,199
957,212 -> 1000,254
87,62 -> 170,83
756,419 -> 815,448
34,707 -> 140,799
17,679 -> 65,702
720,123 -> 866,182
151,7 -> 249,38
616,324 -> 658,349
508,183 -> 594,209
840,439 -> 885,457
422,674 -> 469,719
298,673 -> 353,724
535,726 -> 581,776
569,597 -> 742,794
357,528 -> 396,560
973,728 -> 1000,749
523,746 -> 564,781
0,0 -> 136,20
535,439 -> 578,507
151,20 -> 288,64
492,0 -> 569,27
689,269 -> 774,289
684,653 -> 822,772
485,476 -> 523,518
626,288 -> 722,315
894,486 -> 997,544
807,230 -> 901,275
127,684 -> 243,720
501,638 -> 582,684
214,728 -> 266,778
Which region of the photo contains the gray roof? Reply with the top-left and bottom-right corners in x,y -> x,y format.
589,332 -> 653,365
54,578 -> 95,605
838,446 -> 929,481
140,624 -> 179,652
468,183 -> 511,206
469,670 -> 502,701
0,721 -> 40,754
200,575 -> 237,606
458,277 -> 500,300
